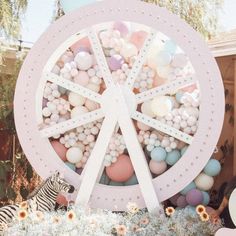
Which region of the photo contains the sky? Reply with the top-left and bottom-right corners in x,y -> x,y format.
20,0 -> 236,46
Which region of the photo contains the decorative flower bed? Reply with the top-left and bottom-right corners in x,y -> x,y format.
6,203 -> 222,236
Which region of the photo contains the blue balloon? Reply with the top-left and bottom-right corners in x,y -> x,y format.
180,182 -> 196,195
150,147 -> 167,162
65,162 -> 76,171
202,191 -> 210,205
60,0 -> 96,13
124,175 -> 138,186
181,146 -> 188,156
164,40 -> 177,54
109,181 -> 124,186
166,150 -> 181,165
203,159 -> 221,177
99,173 -> 110,185
175,92 -> 183,103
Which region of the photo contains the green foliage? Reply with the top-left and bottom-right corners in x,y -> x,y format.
143,0 -> 224,39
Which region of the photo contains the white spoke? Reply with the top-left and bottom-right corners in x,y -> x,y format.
116,87 -> 160,213
126,30 -> 157,89
76,113 -> 117,205
132,111 -> 193,144
40,109 -> 104,138
45,72 -> 102,103
87,28 -> 114,88
136,75 -> 196,104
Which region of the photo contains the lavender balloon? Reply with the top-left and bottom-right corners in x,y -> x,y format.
113,21 -> 129,36
186,189 -> 203,206
108,54 -> 124,71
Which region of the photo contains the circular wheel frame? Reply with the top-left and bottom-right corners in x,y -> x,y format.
14,0 -> 224,211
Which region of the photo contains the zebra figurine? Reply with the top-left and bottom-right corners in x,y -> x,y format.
0,171 -> 74,234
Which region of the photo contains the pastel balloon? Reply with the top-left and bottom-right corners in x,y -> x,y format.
70,37 -> 91,55
202,191 -> 210,206
181,146 -> 188,156
71,106 -> 89,118
166,150 -> 181,166
150,147 -> 167,162
65,162 -> 76,171
181,84 -> 197,93
203,159 -> 221,177
60,0 -> 96,13
124,174 -> 138,186
99,173 -> 110,185
130,31 -> 148,50
51,141 -> 67,161
58,86 -> 67,94
74,71 -> 90,86
169,194 -> 180,206
76,168 -> 83,175
42,98 -> 48,108
106,154 -> 134,182
56,194 -> 68,206
186,189 -> 203,206
108,54 -> 124,71
194,173 -> 214,191
175,92 -> 183,103
141,101 -> 155,117
149,160 -> 167,175
151,96 -> 172,117
176,195 -> 188,208
137,121 -> 150,131
66,147 -> 83,164
113,21 -> 129,37
155,51 -> 172,67
109,181 -> 124,186
85,99 -> 99,111
68,92 -> 86,107
164,40 -> 177,54
120,43 -> 138,59
74,51 -> 93,71
180,181 -> 196,195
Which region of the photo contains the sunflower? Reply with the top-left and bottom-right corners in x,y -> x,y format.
66,210 -> 76,221
17,209 -> 28,221
165,207 -> 175,216
126,202 -> 139,214
53,216 -> 61,224
115,224 -> 127,236
140,217 -> 149,225
196,205 -> 206,215
19,201 -> 28,210
200,212 -> 210,222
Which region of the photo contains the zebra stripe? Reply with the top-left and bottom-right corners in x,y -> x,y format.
0,171 -> 74,235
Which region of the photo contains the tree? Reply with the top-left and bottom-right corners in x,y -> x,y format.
0,0 -> 28,39
143,0 -> 224,39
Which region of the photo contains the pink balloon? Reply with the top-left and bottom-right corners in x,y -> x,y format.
149,160 -> 167,175
56,194 -> 68,206
169,194 -> 180,206
42,98 -> 48,108
74,71 -> 90,86
130,31 -> 148,50
113,21 -> 129,37
106,154 -> 134,182
70,37 -> 91,55
176,195 -> 188,208
51,141 -> 67,161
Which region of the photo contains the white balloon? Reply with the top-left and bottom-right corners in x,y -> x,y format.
71,106 -> 89,118
194,173 -> 214,191
66,147 -> 83,164
68,92 -> 86,107
74,52 -> 93,71
151,96 -> 173,117
229,188 -> 236,226
141,101 -> 155,117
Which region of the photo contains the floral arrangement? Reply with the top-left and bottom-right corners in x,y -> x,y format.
5,203 -> 222,236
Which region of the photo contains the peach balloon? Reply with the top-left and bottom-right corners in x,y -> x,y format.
106,154 -> 134,182
181,84 -> 197,93
153,75 -> 166,87
70,37 -> 91,55
51,141 -> 67,161
149,160 -> 167,175
130,31 -> 148,50
56,194 -> 68,206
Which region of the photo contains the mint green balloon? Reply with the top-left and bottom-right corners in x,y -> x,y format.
65,162 -> 76,171
166,150 -> 181,165
203,159 -> 221,177
109,181 -> 124,186
180,182 -> 196,195
99,173 -> 110,185
60,0 -> 96,13
124,175 -> 138,186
